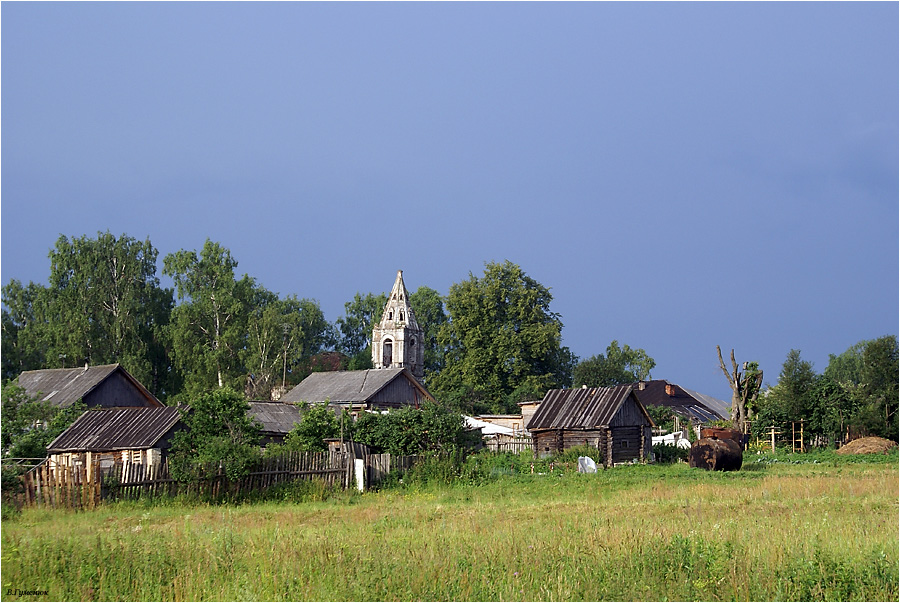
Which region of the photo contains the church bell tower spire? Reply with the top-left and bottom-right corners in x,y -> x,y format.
372,270 -> 425,383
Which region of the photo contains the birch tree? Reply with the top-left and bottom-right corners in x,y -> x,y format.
163,240 -> 253,394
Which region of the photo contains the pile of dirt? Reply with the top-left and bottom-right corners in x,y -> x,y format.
836,437 -> 898,455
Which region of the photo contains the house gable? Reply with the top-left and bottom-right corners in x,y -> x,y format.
17,364 -> 161,409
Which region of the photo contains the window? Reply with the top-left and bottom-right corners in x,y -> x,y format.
399,311 -> 404,321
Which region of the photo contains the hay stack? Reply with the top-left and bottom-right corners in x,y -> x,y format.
836,437 -> 898,455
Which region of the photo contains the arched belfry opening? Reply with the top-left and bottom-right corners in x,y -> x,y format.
371,270 -> 425,384
382,339 -> 393,368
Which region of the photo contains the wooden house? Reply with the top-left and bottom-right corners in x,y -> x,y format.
46,406 -> 183,471
527,385 -> 654,466
279,367 -> 433,410
16,363 -> 162,409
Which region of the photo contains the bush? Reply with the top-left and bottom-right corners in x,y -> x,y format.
653,442 -> 689,464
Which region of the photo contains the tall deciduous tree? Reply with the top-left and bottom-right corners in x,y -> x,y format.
409,285 -> 448,380
433,261 -> 575,413
1,232 -> 174,397
572,340 -> 656,387
716,346 -> 763,433
163,240 -> 254,395
334,292 -> 388,370
825,335 -> 898,439
245,294 -> 335,399
1,280 -> 50,381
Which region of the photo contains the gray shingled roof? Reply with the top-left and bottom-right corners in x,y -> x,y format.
247,402 -> 303,435
16,364 -> 159,408
280,368 -> 427,404
528,385 -> 646,430
47,407 -> 183,453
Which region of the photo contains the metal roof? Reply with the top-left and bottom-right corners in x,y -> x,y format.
16,364 -> 160,408
632,380 -> 729,422
528,384 -> 641,430
47,406 -> 183,453
279,368 -> 432,404
247,402 -> 304,435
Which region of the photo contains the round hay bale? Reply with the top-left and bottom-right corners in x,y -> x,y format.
689,437 -> 743,471
836,437 -> 898,455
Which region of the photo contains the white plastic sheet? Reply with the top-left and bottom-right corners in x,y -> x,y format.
577,456 -> 598,473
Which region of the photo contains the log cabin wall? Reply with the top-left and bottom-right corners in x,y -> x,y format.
532,428 -> 606,458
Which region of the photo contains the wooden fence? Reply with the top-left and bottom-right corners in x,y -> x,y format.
14,450 -> 417,509
365,453 -> 417,489
485,436 -> 534,454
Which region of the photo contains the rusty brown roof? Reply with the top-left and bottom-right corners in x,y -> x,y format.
528,385 -> 645,430
16,363 -> 160,408
632,380 -> 729,422
47,406 -> 183,453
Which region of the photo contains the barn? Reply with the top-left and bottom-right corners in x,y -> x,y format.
527,384 -> 654,466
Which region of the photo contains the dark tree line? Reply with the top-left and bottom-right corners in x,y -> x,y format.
750,338 -> 898,444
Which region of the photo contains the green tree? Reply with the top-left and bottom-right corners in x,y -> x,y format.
351,403 -> 467,455
827,335 -> 899,439
1,381 -> 86,459
409,286 -> 448,380
334,292 -> 387,370
432,261 -> 575,413
572,340 -> 656,387
163,240 -> 255,395
2,233 -> 175,397
245,295 -> 336,399
1,280 -> 50,381
168,388 -> 260,482
274,403 -> 340,452
807,375 -> 854,445
753,350 -> 815,440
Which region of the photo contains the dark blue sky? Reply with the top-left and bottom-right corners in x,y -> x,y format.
2,2 -> 897,403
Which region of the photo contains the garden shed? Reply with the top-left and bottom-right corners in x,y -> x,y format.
527,384 -> 654,466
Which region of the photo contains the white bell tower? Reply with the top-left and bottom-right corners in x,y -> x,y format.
372,270 -> 425,382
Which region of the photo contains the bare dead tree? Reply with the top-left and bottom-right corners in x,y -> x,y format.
717,346 -> 764,432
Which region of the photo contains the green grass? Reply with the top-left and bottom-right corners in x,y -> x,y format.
2,452 -> 897,601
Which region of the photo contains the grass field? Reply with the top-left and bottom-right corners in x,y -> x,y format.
2,450 -> 897,602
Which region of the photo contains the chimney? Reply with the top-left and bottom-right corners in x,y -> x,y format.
637,381 -> 646,391
665,383 -> 676,396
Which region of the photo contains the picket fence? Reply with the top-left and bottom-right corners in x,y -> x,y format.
15,451 -> 419,509
485,436 -> 534,454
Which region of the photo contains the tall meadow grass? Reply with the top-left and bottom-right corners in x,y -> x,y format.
2,452 -> 897,601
